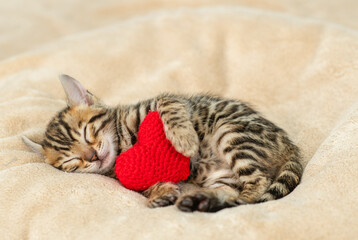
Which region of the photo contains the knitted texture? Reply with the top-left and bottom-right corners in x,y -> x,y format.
115,111 -> 190,191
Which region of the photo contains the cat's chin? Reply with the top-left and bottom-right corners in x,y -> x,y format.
94,135 -> 117,174
97,151 -> 116,174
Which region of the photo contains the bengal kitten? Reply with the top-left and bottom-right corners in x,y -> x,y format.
23,75 -> 303,212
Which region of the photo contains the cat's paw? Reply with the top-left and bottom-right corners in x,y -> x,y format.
165,127 -> 199,157
148,192 -> 179,208
176,191 -> 238,212
144,182 -> 180,208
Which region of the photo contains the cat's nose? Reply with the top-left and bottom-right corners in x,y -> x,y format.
89,150 -> 99,162
84,148 -> 98,162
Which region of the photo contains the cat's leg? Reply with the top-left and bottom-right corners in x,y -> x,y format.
259,146 -> 303,202
176,162 -> 242,212
176,185 -> 241,212
156,97 -> 199,157
212,122 -> 274,203
236,171 -> 272,203
143,182 -> 181,208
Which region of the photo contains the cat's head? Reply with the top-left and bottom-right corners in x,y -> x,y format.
22,75 -> 119,175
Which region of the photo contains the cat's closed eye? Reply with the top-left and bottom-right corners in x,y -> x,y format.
59,158 -> 81,172
83,125 -> 91,144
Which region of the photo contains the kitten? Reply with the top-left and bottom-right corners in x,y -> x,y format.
23,75 -> 303,212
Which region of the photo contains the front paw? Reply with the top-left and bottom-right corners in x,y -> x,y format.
148,191 -> 180,208
145,182 -> 181,208
166,128 -> 199,157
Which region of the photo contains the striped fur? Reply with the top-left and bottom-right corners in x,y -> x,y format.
23,75 -> 303,212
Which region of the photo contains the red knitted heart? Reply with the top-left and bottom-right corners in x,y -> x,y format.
115,111 -> 190,191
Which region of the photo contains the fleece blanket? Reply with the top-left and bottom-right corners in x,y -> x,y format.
1,0 -> 358,239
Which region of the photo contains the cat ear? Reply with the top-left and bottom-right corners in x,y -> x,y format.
22,136 -> 44,155
59,74 -> 94,107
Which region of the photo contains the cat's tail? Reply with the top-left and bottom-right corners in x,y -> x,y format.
258,147 -> 303,202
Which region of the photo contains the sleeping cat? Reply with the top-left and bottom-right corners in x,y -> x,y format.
23,74 -> 303,212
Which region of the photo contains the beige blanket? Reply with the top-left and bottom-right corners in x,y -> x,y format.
1,0 -> 358,239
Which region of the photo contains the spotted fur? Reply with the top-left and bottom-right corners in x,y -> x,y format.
23,75 -> 303,212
